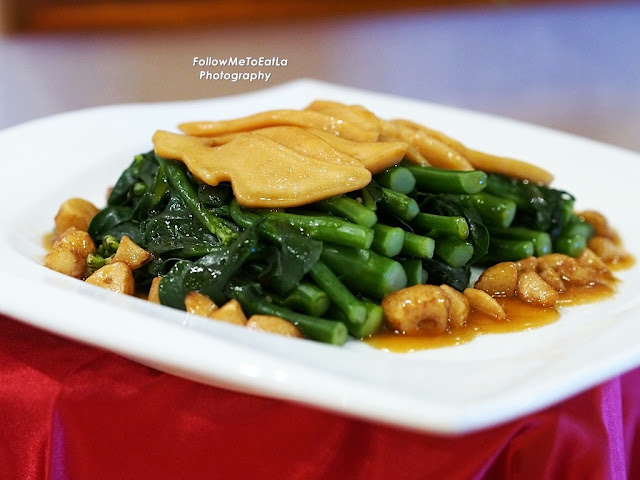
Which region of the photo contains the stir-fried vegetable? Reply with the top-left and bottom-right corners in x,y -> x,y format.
72,151 -> 599,345
44,100 -> 630,347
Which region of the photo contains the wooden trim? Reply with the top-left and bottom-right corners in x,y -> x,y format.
0,0 -> 20,34
18,1 -> 476,32
14,0 -> 616,33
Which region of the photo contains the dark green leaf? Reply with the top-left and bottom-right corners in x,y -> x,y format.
132,159 -> 169,221
88,205 -> 143,245
158,226 -> 259,308
422,258 -> 471,292
143,196 -> 220,256
256,217 -> 323,294
107,155 -> 143,206
198,183 -> 232,208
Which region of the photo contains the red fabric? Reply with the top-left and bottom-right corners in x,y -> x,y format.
1,313 -> 639,480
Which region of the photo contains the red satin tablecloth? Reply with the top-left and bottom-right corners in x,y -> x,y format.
2,314 -> 639,480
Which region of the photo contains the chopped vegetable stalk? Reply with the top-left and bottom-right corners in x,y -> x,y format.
228,282 -> 348,345
263,211 -> 374,250
489,226 -> 552,257
487,238 -> 535,262
329,300 -> 385,339
553,234 -> 587,257
371,224 -> 405,257
309,261 -> 367,325
562,215 -> 595,240
399,259 -> 425,286
274,282 -> 331,318
404,164 -> 487,194
314,196 -> 378,227
434,237 -> 474,268
550,214 -> 593,257
401,231 -> 435,259
231,200 -> 373,250
378,186 -> 420,221
320,244 -> 407,299
360,187 -> 378,211
412,213 -> 469,239
450,193 -> 517,228
374,166 -> 416,194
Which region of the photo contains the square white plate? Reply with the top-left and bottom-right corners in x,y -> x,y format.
1,79 -> 639,434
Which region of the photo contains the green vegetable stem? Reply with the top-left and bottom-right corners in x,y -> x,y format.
400,231 -> 435,259
488,226 -> 552,257
374,166 -> 417,194
450,193 -> 517,228
399,259 -> 426,286
412,213 -> 469,239
273,282 -> 331,318
320,243 -> 407,299
371,224 -> 405,257
434,237 -> 474,268
553,234 -> 587,257
378,186 -> 420,221
486,238 -> 535,262
404,164 -> 487,194
328,300 -> 385,339
264,211 -> 374,250
228,282 -> 348,346
309,261 -> 367,325
158,157 -> 237,245
314,196 -> 378,227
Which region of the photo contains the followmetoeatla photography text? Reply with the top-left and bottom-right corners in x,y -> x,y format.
193,55 -> 288,83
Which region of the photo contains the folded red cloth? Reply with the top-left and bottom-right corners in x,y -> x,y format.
1,314 -> 638,480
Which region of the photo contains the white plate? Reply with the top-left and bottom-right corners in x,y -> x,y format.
1,79 -> 639,435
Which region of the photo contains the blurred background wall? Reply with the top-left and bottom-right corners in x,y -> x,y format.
1,0 -> 638,151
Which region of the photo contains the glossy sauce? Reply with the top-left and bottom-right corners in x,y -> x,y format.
365,282 -> 617,353
608,253 -> 635,271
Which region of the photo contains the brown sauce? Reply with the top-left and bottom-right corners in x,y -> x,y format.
556,282 -> 616,306
608,254 -> 635,271
365,282 -> 617,353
